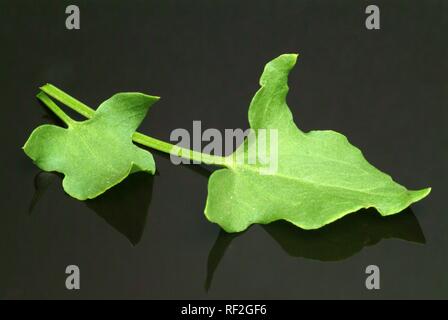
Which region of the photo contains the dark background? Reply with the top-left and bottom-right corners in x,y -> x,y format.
0,0 -> 447,299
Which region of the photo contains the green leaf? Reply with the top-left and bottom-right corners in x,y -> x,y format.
204,54 -> 431,232
23,91 -> 158,200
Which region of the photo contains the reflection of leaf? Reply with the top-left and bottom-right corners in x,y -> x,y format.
205,230 -> 239,292
205,208 -> 425,291
263,208 -> 425,261
28,172 -> 59,213
86,172 -> 154,245
23,90 -> 158,200
29,171 -> 153,245
205,54 -> 430,232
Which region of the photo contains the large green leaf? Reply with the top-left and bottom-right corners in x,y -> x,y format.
205,54 -> 430,232
23,92 -> 158,200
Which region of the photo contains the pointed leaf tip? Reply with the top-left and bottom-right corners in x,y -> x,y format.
259,53 -> 299,87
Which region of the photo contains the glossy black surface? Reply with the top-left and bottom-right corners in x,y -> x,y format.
0,0 -> 447,299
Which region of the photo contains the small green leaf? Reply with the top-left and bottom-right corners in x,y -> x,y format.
204,54 -> 431,232
23,91 -> 158,200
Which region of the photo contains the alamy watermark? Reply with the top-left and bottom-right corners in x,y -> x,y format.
365,5 -> 380,30
169,121 -> 279,174
65,265 -> 80,290
365,265 -> 380,290
65,5 -> 80,30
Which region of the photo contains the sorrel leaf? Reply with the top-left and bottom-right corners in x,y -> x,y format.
23,91 -> 158,200
204,54 -> 430,232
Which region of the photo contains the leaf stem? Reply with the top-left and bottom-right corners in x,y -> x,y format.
41,84 -> 94,119
39,84 -> 229,167
36,91 -> 75,126
132,132 -> 228,166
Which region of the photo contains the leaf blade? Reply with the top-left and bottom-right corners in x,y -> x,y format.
23,92 -> 158,200
205,54 -> 430,232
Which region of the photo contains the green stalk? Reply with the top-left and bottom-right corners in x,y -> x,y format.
38,84 -> 229,167
36,91 -> 75,127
